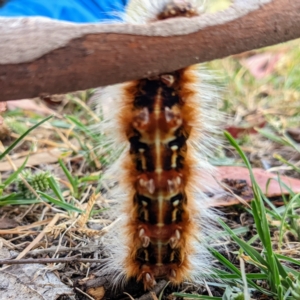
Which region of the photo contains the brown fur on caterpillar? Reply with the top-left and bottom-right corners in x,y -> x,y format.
95,0 -> 222,291
121,69 -> 202,290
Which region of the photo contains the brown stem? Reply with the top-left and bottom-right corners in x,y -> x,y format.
0,256 -> 103,265
9,244 -> 99,258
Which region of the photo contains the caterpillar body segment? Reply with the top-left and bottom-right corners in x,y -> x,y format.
121,71 -> 198,289
95,0 -> 222,291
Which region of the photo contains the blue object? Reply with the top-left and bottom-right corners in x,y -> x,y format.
0,0 -> 129,23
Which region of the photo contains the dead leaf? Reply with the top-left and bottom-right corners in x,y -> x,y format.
0,247 -> 74,299
39,93 -> 64,107
0,218 -> 19,229
208,166 -> 300,206
221,178 -> 253,200
0,263 -> 75,300
0,218 -> 52,235
0,148 -> 63,172
241,53 -> 282,79
225,111 -> 266,138
225,123 -> 265,138
287,128 -> 300,143
87,286 -> 105,300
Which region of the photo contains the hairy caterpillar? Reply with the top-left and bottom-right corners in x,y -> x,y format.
95,0 -> 222,290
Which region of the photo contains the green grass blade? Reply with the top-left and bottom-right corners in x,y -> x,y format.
58,159 -> 74,186
58,159 -> 78,196
65,115 -> 98,140
90,207 -> 109,216
0,194 -> 16,201
209,247 -> 241,275
256,129 -> 290,146
261,179 -> 282,217
38,191 -> 82,213
0,199 -> 40,206
0,116 -> 52,160
218,274 -> 268,280
256,129 -> 300,152
224,131 -> 284,296
3,156 -> 29,186
47,177 -> 65,203
274,256 -> 290,289
209,247 -> 270,294
158,281 -> 170,300
276,254 -> 300,267
172,293 -> 222,299
274,153 -> 300,173
218,219 -> 268,269
250,200 -> 266,244
279,193 -> 300,247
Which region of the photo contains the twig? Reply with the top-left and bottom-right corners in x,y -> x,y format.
123,292 -> 135,300
16,213 -> 61,260
53,217 -> 80,258
0,256 -> 103,265
75,287 -> 95,300
216,178 -> 251,208
10,244 -> 99,258
0,218 -> 53,235
101,217 -> 121,234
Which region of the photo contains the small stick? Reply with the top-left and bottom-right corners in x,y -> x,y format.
0,256 -> 103,265
10,244 -> 99,258
75,287 -> 96,300
0,218 -> 51,235
15,213 -> 61,260
123,292 -> 135,300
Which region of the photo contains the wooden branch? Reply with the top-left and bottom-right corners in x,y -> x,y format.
0,0 -> 299,101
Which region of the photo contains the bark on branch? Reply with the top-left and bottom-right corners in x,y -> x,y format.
0,0 -> 299,101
